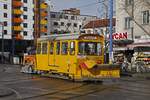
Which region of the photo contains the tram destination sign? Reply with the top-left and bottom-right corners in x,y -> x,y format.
79,34 -> 101,40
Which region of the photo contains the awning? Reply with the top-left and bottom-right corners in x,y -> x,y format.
113,39 -> 133,45
113,47 -> 128,51
127,42 -> 150,49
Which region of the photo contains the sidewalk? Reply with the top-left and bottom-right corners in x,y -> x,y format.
132,73 -> 150,80
121,72 -> 150,80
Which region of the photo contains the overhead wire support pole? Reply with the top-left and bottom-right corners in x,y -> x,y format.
109,0 -> 113,64
0,22 -> 4,63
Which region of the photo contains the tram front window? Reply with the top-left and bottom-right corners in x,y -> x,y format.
78,42 -> 102,56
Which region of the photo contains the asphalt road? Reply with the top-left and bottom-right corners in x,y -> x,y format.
0,64 -> 150,100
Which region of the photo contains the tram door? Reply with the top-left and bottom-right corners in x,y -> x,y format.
48,41 -> 55,66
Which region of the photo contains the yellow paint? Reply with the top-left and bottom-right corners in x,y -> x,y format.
34,34 -> 120,80
13,9 -> 23,15
84,60 -> 97,69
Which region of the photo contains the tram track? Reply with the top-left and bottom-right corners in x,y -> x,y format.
19,82 -> 91,100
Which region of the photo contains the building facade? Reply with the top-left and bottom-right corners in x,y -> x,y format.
83,18 -> 116,34
0,0 -> 12,39
0,0 -> 51,63
20,0 -> 34,40
116,0 -> 150,44
49,9 -> 97,34
115,0 -> 150,64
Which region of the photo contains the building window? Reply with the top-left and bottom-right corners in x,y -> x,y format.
64,16 -> 68,19
4,13 -> 7,18
23,15 -> 28,19
125,17 -> 132,29
23,23 -> 28,28
23,31 -> 27,36
44,26 -> 47,29
3,4 -> 7,9
59,15 -> 63,18
61,42 -> 68,55
23,7 -> 28,11
61,22 -> 64,26
53,22 -> 58,26
71,16 -> 75,20
142,10 -> 149,24
113,27 -> 116,33
79,25 -> 82,29
3,21 -> 7,26
74,23 -> 77,27
100,29 -> 103,34
23,0 -> 27,3
67,23 -> 71,27
4,30 -> 7,35
125,0 -> 133,6
51,14 -> 56,18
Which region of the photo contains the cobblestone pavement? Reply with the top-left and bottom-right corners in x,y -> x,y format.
0,64 -> 150,100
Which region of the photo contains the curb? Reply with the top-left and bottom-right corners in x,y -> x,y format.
131,73 -> 150,80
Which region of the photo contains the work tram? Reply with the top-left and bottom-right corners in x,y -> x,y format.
34,33 -> 120,81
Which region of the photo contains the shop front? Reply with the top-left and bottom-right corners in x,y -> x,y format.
112,32 -> 133,64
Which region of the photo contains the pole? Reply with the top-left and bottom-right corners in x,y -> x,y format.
131,1 -> 134,41
12,1 -> 15,64
103,2 -> 108,64
109,0 -> 113,64
0,22 -> 4,63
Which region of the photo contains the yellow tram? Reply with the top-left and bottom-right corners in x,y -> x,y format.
34,33 -> 120,81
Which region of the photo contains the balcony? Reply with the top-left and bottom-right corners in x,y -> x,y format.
15,34 -> 23,40
40,3 -> 48,9
13,9 -> 23,15
41,11 -> 48,17
13,18 -> 23,23
13,26 -> 23,31
41,27 -> 47,33
13,1 -> 23,7
40,19 -> 48,25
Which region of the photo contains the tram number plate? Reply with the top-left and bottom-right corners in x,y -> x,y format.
100,70 -> 119,77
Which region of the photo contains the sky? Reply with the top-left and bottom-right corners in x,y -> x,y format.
50,0 -> 107,17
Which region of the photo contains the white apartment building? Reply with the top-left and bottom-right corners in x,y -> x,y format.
20,0 -> 34,40
0,0 -> 12,39
0,0 -> 52,63
49,11 -> 97,34
116,0 -> 150,44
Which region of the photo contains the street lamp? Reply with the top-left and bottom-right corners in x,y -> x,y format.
0,22 -> 4,63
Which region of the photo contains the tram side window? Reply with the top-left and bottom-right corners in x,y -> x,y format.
50,42 -> 54,54
56,42 -> 60,55
37,43 -> 41,54
61,42 -> 68,55
97,43 -> 102,56
70,41 -> 75,55
42,43 -> 47,54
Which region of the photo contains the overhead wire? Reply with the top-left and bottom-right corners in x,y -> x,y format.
75,0 -> 106,9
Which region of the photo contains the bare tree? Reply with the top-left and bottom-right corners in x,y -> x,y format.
119,0 -> 150,36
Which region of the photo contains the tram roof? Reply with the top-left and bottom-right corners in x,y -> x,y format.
38,33 -> 101,41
